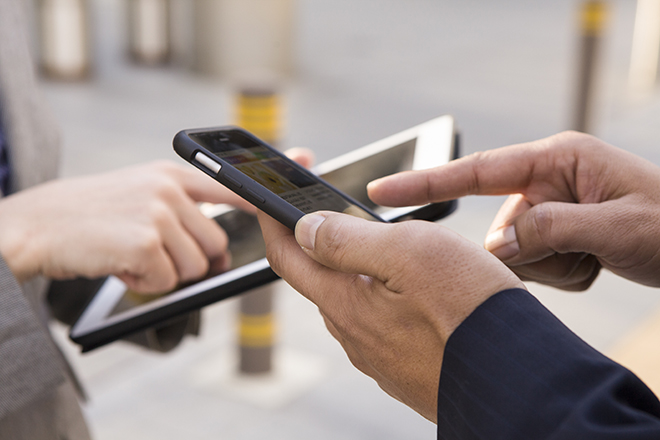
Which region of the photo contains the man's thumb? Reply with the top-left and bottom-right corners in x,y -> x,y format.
485,201 -> 611,265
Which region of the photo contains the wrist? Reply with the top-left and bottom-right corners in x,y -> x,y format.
0,195 -> 43,282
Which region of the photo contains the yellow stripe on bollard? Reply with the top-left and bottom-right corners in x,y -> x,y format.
581,0 -> 608,37
237,107 -> 280,119
239,313 -> 275,348
235,90 -> 282,144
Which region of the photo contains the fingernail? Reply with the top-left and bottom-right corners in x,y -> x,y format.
295,213 -> 326,251
366,179 -> 381,191
485,225 -> 520,260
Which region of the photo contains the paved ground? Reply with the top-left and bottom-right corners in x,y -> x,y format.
41,0 -> 660,439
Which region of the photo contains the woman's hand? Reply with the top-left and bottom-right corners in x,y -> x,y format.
0,161 -> 247,292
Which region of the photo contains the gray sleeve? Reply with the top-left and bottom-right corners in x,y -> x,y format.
0,255 -> 64,420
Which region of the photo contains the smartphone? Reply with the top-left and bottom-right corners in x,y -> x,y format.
70,115 -> 458,352
173,127 -> 386,229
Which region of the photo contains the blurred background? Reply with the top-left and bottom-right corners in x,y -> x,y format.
29,0 -> 660,438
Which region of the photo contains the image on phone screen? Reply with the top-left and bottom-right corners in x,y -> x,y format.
189,129 -> 380,221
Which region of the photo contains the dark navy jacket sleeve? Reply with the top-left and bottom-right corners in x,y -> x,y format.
437,288 -> 660,440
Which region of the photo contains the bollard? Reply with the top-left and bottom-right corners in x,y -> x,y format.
37,0 -> 91,80
236,90 -> 281,145
628,0 -> 660,96
192,0 -> 295,81
235,88 -> 282,374
127,0 -> 171,65
571,0 -> 608,133
238,287 -> 275,374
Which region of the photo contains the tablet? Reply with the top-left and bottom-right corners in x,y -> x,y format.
70,115 -> 459,352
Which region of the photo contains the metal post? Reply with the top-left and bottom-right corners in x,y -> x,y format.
628,0 -> 660,96
127,0 -> 171,65
236,89 -> 281,146
235,88 -> 282,375
571,0 -> 608,133
238,286 -> 275,374
192,0 -> 295,81
37,0 -> 91,80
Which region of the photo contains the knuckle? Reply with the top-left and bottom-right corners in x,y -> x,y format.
157,271 -> 178,292
318,217 -> 351,263
391,221 -> 433,260
556,130 -> 588,141
147,201 -> 175,227
551,131 -> 605,155
392,220 -> 423,242
197,217 -> 230,260
210,224 -> 230,255
529,203 -> 561,250
134,229 -> 163,258
553,130 -> 592,145
463,151 -> 488,195
603,203 -> 654,267
185,256 -> 210,281
141,165 -> 185,200
153,179 -> 183,202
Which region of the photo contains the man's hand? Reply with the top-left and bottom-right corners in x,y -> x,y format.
258,210 -> 523,422
0,161 -> 249,293
368,131 -> 660,290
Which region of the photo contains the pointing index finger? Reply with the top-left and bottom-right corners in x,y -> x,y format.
367,141 -> 547,207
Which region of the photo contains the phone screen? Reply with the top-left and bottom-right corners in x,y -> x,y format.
190,130 -> 380,221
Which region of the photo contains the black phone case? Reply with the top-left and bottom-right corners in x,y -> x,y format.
173,127 -> 386,230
